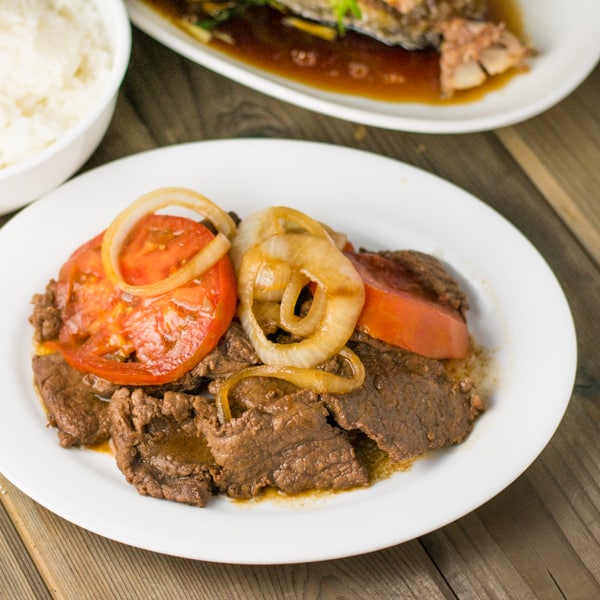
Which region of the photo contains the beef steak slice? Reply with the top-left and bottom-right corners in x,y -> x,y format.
32,352 -> 111,448
29,281 -> 62,343
203,388 -> 369,499
322,332 -> 484,462
109,388 -> 219,507
377,249 -> 469,315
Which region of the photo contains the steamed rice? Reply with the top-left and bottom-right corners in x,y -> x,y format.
0,0 -> 113,169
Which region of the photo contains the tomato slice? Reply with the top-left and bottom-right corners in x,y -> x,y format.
345,250 -> 471,359
53,214 -> 237,385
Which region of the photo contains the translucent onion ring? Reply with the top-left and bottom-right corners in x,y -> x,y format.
237,233 -> 365,368
101,187 -> 237,297
252,300 -> 281,334
253,259 -> 291,302
278,271 -> 327,337
215,347 -> 365,422
231,206 -> 338,271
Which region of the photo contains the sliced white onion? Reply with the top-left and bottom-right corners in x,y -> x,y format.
101,187 -> 237,297
230,206 -> 336,270
278,271 -> 327,337
215,347 -> 365,422
321,223 -> 348,250
252,259 -> 291,302
237,233 -> 364,368
252,301 -> 282,334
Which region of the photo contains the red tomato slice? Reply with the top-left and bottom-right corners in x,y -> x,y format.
345,250 -> 471,359
53,214 -> 237,385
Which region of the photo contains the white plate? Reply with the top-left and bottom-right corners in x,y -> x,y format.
125,0 -> 600,133
0,140 -> 576,564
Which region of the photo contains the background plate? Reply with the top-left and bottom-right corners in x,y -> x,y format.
0,140 -> 576,563
125,0 -> 600,132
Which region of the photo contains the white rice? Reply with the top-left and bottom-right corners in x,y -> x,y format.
0,0 -> 113,169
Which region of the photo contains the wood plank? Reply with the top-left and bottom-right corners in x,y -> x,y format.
496,65 -> 600,266
423,458 -> 600,599
0,488 -> 51,600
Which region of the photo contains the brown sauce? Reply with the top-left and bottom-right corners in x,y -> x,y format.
155,430 -> 216,464
142,0 -> 527,104
87,438 -> 113,454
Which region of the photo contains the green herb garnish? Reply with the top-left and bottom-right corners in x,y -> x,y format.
331,0 -> 362,33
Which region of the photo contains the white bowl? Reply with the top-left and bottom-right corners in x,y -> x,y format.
0,0 -> 131,215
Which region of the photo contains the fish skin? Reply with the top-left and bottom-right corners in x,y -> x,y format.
180,0 -> 531,96
273,0 -> 487,49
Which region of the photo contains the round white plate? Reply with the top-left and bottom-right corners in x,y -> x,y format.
125,0 -> 600,133
0,140 -> 576,564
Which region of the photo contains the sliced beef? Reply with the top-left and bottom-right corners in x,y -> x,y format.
202,388 -> 369,498
32,352 -> 111,448
29,280 -> 62,342
376,249 -> 469,316
81,373 -> 121,398
322,331 -> 484,462
188,320 -> 260,379
208,375 -> 299,417
109,388 -> 219,507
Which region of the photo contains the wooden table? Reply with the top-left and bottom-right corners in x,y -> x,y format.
1,24 -> 599,600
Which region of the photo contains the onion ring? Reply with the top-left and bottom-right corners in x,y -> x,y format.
231,206 -> 341,270
278,271 -> 327,337
237,233 -> 365,368
253,259 -> 291,302
215,347 -> 365,422
101,187 -> 237,297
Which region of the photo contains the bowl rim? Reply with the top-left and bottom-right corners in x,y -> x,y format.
0,0 -> 132,180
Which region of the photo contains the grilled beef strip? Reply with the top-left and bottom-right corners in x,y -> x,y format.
109,388 -> 219,507
30,280 -> 61,343
202,386 -> 369,498
32,353 -> 112,448
377,249 -> 469,315
322,330 -> 484,462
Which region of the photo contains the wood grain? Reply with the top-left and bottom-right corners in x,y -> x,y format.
496,69 -> 600,267
0,492 -> 51,600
